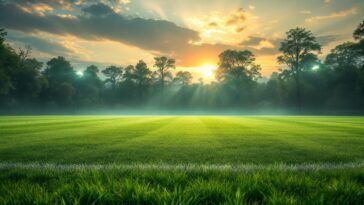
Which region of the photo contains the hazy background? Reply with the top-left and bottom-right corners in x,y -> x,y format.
0,0 -> 363,115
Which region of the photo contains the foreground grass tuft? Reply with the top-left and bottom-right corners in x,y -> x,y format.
1,168 -> 364,204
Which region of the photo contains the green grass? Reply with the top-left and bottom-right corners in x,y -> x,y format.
0,116 -> 364,164
1,167 -> 364,204
1,116 -> 364,204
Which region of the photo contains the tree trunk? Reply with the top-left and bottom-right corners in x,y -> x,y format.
161,71 -> 165,106
294,48 -> 302,112
112,78 -> 116,92
294,67 -> 302,112
138,81 -> 143,104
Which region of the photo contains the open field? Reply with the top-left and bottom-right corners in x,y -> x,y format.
1,116 -> 364,164
1,116 -> 364,204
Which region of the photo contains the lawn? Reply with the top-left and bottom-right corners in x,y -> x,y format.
1,116 -> 364,204
0,116 -> 364,164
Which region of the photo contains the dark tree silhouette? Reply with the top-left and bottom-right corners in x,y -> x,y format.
353,20 -> 364,56
43,57 -> 76,106
43,56 -> 76,85
0,28 -> 15,96
216,50 -> 261,81
154,56 -> 175,87
325,39 -> 364,109
154,56 -> 175,103
325,42 -> 361,69
174,71 -> 192,86
0,28 -> 6,43
84,65 -> 100,78
130,60 -> 152,101
216,50 -> 261,105
76,65 -> 102,106
13,58 -> 43,101
353,20 -> 364,41
277,28 -> 321,110
102,66 -> 123,91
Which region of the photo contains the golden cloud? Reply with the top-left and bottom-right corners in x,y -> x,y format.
306,7 -> 357,23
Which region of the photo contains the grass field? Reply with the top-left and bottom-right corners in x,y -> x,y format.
1,116 -> 364,204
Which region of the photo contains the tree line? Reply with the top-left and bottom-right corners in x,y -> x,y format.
0,21 -> 363,113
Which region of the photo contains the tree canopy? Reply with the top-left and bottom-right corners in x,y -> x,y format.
0,21 -> 364,113
277,27 -> 321,110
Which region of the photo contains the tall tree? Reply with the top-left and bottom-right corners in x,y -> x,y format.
42,57 -> 77,106
76,65 -> 102,106
0,28 -> 6,44
0,28 -> 15,96
325,41 -> 364,109
325,42 -> 361,69
12,57 -> 43,101
174,71 -> 192,86
154,56 -> 175,102
8,46 -> 43,102
84,65 -> 100,81
0,29 -> 43,107
43,56 -> 76,86
216,50 -> 261,81
353,20 -> 364,56
353,20 -> 364,41
102,66 -> 123,91
130,60 -> 152,101
216,50 -> 261,105
154,56 -> 175,87
277,28 -> 321,110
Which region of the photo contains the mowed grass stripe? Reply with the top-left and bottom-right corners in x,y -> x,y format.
115,117 -> 220,163
253,116 -> 364,135
0,116 -> 364,164
0,116 -> 154,133
200,117 -> 343,163
0,117 -> 178,163
0,116 -> 173,140
247,117 -> 364,161
1,161 -> 364,172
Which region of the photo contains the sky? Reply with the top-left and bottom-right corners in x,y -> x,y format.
0,0 -> 363,82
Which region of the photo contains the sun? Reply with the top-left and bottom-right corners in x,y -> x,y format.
200,64 -> 217,78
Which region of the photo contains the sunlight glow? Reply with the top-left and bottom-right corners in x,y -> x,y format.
312,65 -> 320,71
76,71 -> 84,76
200,64 -> 217,78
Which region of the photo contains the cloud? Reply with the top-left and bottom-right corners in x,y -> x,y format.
324,0 -> 331,4
225,8 -> 247,26
5,0 -> 130,13
300,10 -> 311,15
0,1 -> 237,67
306,7 -> 357,23
82,3 -> 114,16
316,35 -> 339,46
7,32 -> 74,56
177,42 -> 281,67
0,1 -> 282,67
240,36 -> 281,55
139,0 -> 168,19
4,0 -> 81,11
241,37 -> 266,46
185,8 -> 260,45
208,22 -> 218,27
0,2 -> 200,54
